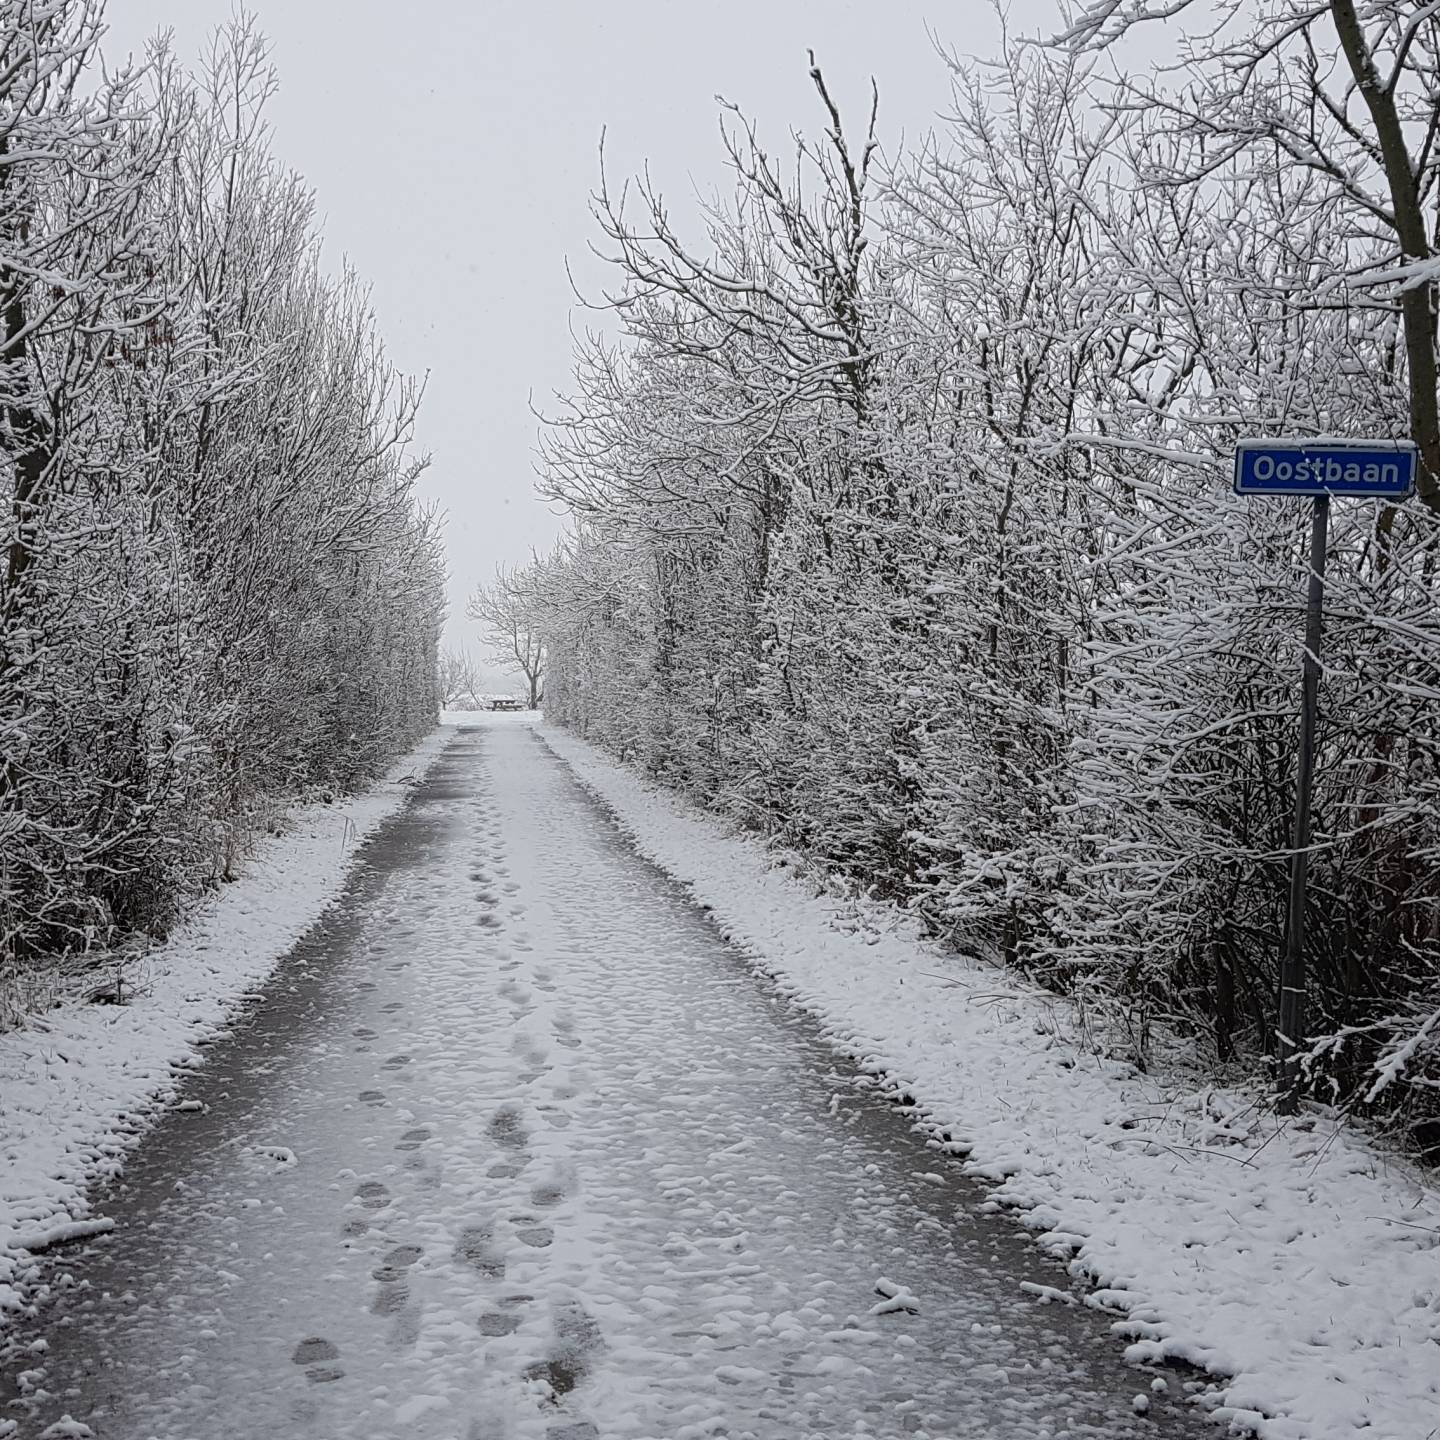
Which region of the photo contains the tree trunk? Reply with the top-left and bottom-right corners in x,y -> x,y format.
1331,0 -> 1440,515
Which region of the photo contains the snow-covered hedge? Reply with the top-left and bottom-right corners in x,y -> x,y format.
0,3 -> 442,1007
528,32 -> 1440,1140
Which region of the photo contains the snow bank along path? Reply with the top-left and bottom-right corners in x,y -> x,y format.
0,728 -> 450,1328
542,725 -> 1440,1440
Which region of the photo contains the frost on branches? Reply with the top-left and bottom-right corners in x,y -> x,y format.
0,4 -> 442,1012
530,16 -> 1440,1150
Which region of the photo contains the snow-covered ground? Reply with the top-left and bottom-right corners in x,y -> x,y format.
5,712 -> 1439,1439
0,730 -> 450,1329
3,720 -> 1211,1440
542,724 -> 1440,1440
440,707 -> 539,726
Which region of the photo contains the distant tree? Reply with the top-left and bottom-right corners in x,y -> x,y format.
436,647 -> 481,708
469,564 -> 545,709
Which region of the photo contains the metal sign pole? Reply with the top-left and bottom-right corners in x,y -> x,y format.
1233,439 -> 1415,1112
1277,494 -> 1329,1113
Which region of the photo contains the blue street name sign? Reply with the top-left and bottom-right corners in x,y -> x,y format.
1232,433 -> 1418,1109
1234,438 -> 1417,498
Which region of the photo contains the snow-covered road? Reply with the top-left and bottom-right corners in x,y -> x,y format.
1,724 -> 1213,1439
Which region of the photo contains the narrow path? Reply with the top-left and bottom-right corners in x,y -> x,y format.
2,725 -> 1214,1439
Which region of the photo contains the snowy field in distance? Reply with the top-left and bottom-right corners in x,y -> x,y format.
0,729 -> 450,1329
543,723 -> 1440,1440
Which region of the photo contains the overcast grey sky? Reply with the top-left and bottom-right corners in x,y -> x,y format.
102,0 -> 1066,670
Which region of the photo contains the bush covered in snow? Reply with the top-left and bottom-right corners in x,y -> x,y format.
0,4 -> 442,1002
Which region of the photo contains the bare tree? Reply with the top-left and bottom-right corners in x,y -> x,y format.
436,647 -> 482,709
469,564 -> 545,709
1055,0 -> 1440,515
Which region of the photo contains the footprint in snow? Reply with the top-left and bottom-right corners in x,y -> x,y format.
523,1300 -> 602,1405
390,1307 -> 422,1349
455,1225 -> 506,1279
354,1181 -> 390,1210
371,1280 -> 409,1316
488,1106 -> 529,1148
523,1357 -> 577,1398
553,1300 -> 603,1370
292,1337 -> 338,1365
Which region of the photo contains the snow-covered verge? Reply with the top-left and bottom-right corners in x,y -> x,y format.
0,728 -> 451,1331
542,723 -> 1440,1440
